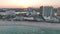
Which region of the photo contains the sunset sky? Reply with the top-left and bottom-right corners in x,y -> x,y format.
0,0 -> 60,8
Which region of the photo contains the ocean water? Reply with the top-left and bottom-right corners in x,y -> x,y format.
0,26 -> 60,34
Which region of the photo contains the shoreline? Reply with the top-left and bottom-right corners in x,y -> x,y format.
0,21 -> 60,29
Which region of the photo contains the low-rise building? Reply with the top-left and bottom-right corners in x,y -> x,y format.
5,10 -> 16,15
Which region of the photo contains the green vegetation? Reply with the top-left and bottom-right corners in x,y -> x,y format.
16,13 -> 26,16
0,15 -> 3,19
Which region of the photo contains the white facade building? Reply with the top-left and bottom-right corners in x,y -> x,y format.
42,6 -> 54,20
5,10 -> 16,15
0,12 -> 6,15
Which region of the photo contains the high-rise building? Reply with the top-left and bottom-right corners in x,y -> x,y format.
56,7 -> 60,16
39,6 -> 43,15
42,6 -> 54,19
53,8 -> 57,16
53,8 -> 57,13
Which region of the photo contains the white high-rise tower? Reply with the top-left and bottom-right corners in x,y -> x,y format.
42,6 -> 54,20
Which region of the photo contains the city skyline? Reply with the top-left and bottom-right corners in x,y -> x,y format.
0,0 -> 60,8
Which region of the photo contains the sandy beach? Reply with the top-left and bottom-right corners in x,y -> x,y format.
0,21 -> 60,29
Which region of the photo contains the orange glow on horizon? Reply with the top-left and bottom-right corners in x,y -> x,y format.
0,0 -> 59,8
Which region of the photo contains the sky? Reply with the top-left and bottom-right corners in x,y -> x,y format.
0,0 -> 60,8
